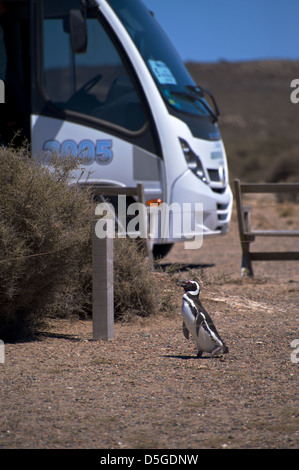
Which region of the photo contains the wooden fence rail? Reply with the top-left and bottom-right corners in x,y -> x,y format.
234,179 -> 299,277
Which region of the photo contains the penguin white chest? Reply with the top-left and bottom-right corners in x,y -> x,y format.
182,298 -> 201,345
182,298 -> 196,330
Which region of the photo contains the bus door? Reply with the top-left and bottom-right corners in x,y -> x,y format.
0,1 -> 30,146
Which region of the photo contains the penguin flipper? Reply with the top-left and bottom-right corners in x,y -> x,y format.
182,321 -> 189,339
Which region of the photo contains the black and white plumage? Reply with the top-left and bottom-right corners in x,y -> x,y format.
178,280 -> 228,357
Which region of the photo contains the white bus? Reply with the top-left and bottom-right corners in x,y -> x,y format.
0,0 -> 232,257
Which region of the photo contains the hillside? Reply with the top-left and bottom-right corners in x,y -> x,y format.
186,60 -> 299,183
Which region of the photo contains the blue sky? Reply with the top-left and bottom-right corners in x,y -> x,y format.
144,0 -> 299,62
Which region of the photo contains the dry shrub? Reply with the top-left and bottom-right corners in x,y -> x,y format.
0,145 -> 94,340
114,238 -> 161,320
0,145 -> 169,339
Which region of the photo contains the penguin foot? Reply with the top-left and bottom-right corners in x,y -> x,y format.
196,350 -> 203,358
210,346 -> 224,357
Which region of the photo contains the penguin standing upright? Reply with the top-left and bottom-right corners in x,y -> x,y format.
178,280 -> 228,357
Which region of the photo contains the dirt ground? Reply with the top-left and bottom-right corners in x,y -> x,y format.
0,194 -> 298,449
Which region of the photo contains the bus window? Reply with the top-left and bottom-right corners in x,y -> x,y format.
43,7 -> 147,132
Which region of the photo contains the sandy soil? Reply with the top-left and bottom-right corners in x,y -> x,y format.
0,194 -> 298,449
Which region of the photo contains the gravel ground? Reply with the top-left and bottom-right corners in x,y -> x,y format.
0,195 -> 298,449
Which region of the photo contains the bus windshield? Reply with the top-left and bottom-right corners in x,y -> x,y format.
108,0 -> 214,120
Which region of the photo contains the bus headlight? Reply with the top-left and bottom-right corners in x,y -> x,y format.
179,138 -> 208,184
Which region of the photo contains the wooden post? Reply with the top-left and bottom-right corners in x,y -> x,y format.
234,179 -> 254,277
92,220 -> 114,341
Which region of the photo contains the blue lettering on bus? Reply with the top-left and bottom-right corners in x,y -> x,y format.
95,140 -> 113,164
43,139 -> 113,165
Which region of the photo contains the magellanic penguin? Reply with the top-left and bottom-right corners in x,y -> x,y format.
178,280 -> 229,357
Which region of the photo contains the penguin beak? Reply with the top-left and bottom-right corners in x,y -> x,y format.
177,280 -> 188,287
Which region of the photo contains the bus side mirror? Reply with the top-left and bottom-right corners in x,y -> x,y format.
69,9 -> 87,53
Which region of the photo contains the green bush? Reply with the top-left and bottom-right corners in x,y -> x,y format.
0,145 -> 94,340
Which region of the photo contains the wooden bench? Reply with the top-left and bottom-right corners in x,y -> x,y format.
234,179 -> 299,276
